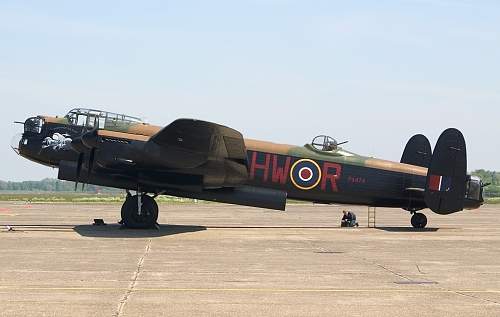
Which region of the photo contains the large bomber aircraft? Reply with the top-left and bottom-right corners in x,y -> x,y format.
12,108 -> 484,229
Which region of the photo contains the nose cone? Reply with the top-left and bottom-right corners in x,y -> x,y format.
11,133 -> 23,155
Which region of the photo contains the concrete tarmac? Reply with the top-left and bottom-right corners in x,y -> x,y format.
0,202 -> 499,316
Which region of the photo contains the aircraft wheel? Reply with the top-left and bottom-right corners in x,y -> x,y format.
121,194 -> 158,229
411,213 -> 427,229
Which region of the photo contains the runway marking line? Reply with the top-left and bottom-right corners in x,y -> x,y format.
114,239 -> 152,317
0,286 -> 500,294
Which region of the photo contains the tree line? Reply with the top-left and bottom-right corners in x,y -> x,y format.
471,170 -> 499,197
0,178 -> 118,193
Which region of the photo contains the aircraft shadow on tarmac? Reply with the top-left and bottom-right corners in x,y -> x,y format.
72,225 -> 343,237
73,224 -> 207,238
375,227 -> 440,232
2,224 -> 441,236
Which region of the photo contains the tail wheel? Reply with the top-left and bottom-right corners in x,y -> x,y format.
121,194 -> 158,229
411,213 -> 427,229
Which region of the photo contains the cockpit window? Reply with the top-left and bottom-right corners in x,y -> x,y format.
77,114 -> 87,126
98,117 -> 106,129
65,108 -> 145,129
67,112 -> 78,125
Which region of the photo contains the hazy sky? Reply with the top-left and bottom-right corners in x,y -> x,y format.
1,0 -> 499,181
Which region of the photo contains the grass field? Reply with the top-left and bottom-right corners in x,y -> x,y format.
0,191 -> 498,205
485,197 -> 500,204
0,192 -> 199,204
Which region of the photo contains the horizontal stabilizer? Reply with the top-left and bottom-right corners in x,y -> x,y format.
424,128 -> 467,214
401,134 -> 432,168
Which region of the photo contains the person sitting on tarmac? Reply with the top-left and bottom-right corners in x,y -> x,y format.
341,210 -> 359,227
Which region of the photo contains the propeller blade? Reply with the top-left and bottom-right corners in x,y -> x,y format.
87,147 -> 96,179
82,129 -> 99,149
75,153 -> 84,191
71,128 -> 99,191
70,137 -> 87,153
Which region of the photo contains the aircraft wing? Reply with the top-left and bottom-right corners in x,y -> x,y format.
59,119 -> 249,190
149,119 -> 246,167
145,119 -> 249,188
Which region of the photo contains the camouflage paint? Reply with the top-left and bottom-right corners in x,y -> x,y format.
43,110 -> 428,178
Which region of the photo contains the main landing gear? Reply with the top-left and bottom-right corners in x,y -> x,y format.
410,212 -> 427,229
120,191 -> 159,229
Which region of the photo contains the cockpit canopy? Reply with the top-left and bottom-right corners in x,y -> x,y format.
65,108 -> 145,129
311,135 -> 344,152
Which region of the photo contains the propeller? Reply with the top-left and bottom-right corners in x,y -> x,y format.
71,128 -> 100,191
81,128 -> 99,149
75,152 -> 84,191
87,147 -> 96,179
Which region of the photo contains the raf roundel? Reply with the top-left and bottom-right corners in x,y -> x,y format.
290,159 -> 322,190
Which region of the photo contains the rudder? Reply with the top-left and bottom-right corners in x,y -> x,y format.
424,128 -> 467,214
401,134 -> 432,168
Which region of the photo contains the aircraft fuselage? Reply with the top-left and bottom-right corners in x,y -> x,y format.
13,109 -> 484,228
